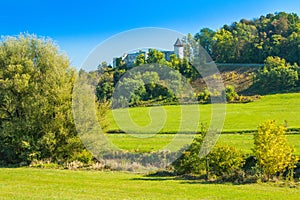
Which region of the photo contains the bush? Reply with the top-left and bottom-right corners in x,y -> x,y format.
172,132 -> 245,179
255,56 -> 299,93
253,120 -> 298,180
29,159 -> 61,169
172,133 -> 206,175
197,88 -> 211,103
224,85 -> 238,102
72,149 -> 93,164
208,145 -> 245,176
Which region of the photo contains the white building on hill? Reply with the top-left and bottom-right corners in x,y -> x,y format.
113,38 -> 184,67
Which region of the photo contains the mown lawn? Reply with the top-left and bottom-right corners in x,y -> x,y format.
107,133 -> 300,155
107,93 -> 300,133
0,168 -> 299,199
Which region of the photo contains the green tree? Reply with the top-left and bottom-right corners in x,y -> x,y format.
116,73 -> 146,106
146,49 -> 165,64
197,12 -> 300,64
255,56 -> 299,93
172,132 -> 206,175
0,34 -> 83,164
253,120 -> 298,180
284,31 -> 300,65
114,57 -> 127,69
231,22 -> 258,63
194,28 -> 215,57
182,33 -> 197,62
169,54 -> 180,71
142,71 -> 160,99
96,71 -> 114,101
212,29 -> 236,62
179,58 -> 197,79
134,53 -> 146,67
113,68 -> 126,85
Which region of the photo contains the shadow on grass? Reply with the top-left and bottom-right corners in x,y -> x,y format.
131,171 -> 207,182
130,170 -> 258,185
133,177 -> 257,185
179,177 -> 258,185
131,170 -> 176,181
0,164 -> 23,168
131,177 -> 174,181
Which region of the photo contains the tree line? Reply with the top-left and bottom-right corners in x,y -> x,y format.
195,12 -> 300,65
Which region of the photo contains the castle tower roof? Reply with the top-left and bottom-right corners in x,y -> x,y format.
174,38 -> 183,47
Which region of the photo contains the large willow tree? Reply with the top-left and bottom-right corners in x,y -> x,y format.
0,34 -> 83,164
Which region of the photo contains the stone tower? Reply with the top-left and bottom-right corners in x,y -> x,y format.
174,38 -> 184,59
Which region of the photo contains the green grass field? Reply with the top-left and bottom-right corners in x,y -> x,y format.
106,133 -> 300,155
107,93 -> 300,133
0,168 -> 299,200
2,93 -> 300,199
104,93 -> 300,154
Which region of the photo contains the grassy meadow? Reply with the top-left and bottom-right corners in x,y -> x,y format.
107,93 -> 300,133
106,133 -> 300,155
2,93 -> 300,200
1,168 -> 300,200
105,93 -> 300,154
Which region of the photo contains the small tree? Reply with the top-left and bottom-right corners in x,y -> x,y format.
172,134 -> 206,175
224,85 -> 238,102
172,125 -> 208,175
255,57 -> 299,93
253,120 -> 298,180
208,145 -> 245,176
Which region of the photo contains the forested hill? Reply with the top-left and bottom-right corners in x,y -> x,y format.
194,12 -> 300,65
99,12 -> 300,103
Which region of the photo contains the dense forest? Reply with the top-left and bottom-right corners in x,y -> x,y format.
196,12 -> 300,64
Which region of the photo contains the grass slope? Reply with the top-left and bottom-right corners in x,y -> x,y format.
0,168 -> 299,200
107,133 -> 300,155
107,93 -> 300,133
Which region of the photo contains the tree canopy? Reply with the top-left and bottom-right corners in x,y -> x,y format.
0,34 -> 84,164
195,12 -> 300,65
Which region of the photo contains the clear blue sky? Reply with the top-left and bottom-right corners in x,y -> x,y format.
1,0 -> 300,67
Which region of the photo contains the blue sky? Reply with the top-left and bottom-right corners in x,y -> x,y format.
1,0 -> 300,68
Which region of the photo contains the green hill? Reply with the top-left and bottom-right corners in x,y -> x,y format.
107,92 -> 300,133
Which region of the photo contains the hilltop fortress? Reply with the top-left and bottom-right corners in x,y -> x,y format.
113,38 -> 184,67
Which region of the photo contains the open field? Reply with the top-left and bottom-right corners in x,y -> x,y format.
105,92 -> 300,154
107,133 -> 300,155
107,93 -> 300,133
0,168 -> 299,200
